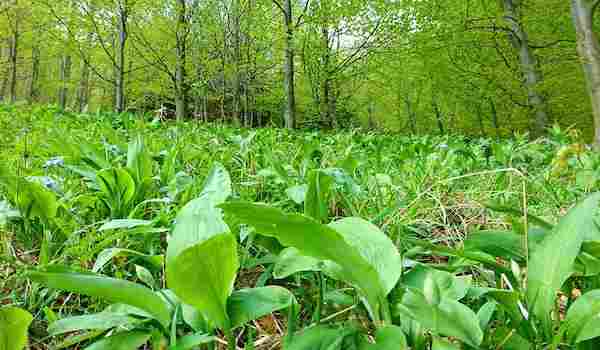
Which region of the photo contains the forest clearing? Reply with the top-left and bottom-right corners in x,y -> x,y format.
4,0 -> 600,349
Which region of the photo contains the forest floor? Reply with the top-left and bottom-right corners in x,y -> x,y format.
1,105 -> 598,349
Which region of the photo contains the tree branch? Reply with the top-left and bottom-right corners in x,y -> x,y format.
271,0 -> 285,15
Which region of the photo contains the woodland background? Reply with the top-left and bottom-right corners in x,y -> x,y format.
0,0 -> 596,139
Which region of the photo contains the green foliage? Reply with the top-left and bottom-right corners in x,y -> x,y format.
0,306 -> 33,350
527,193 -> 600,333
227,286 -> 295,329
6,107 -> 600,349
26,268 -> 171,327
168,233 -> 239,328
221,202 -> 397,322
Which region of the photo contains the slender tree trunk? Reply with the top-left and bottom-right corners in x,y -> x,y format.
329,80 -> 337,127
232,0 -> 242,125
319,26 -> 331,127
115,1 -> 128,113
476,103 -> 486,137
28,44 -> 40,103
571,0 -> 600,147
502,0 -> 549,136
175,0 -> 188,121
8,20 -> 18,103
221,22 -> 227,122
76,58 -> 90,112
432,92 -> 445,135
0,44 -> 7,102
282,0 -> 296,129
58,55 -> 72,110
404,96 -> 417,134
490,98 -> 500,139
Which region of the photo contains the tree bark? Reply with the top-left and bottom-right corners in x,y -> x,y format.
232,0 -> 242,125
490,98 -> 500,139
476,103 -> 486,137
571,0 -> 600,147
8,18 -> 18,103
432,91 -> 444,135
502,0 -> 549,136
404,96 -> 417,134
58,55 -> 72,110
76,58 -> 90,112
175,0 -> 188,121
319,25 -> 331,127
115,0 -> 128,113
28,43 -> 40,103
282,0 -> 296,129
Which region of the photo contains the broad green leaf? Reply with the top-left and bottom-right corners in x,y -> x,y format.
477,301 -> 497,331
273,247 -> 329,279
359,325 -> 408,349
93,248 -> 163,273
48,312 -> 139,335
99,219 -> 153,231
227,286 -> 295,328
135,265 -> 156,288
286,185 -> 308,204
565,290 -> 600,344
167,233 -> 239,328
221,202 -> 388,320
85,331 -> 150,350
0,200 -> 19,226
464,230 -> 525,262
396,288 -> 483,347
103,304 -> 154,318
181,308 -> 208,333
126,135 -> 153,184
0,306 -> 33,350
96,168 -> 136,206
484,289 -> 526,325
402,265 -> 470,301
0,175 -> 59,221
527,193 -> 600,330
181,303 -> 209,332
287,326 -> 358,350
329,217 -> 402,294
574,252 -> 600,276
166,163 -> 231,267
27,269 -> 170,327
305,170 -> 334,222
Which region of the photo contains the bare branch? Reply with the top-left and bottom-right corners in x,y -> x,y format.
271,0 -> 285,15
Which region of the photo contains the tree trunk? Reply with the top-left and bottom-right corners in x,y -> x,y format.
28,44 -> 40,103
490,98 -> 500,139
502,0 -> 549,136
476,103 -> 486,137
282,0 -> 296,129
175,0 -> 188,121
319,26 -> 331,127
115,1 -> 128,113
8,21 -> 18,103
232,0 -> 242,125
328,80 -> 337,127
58,55 -> 72,110
0,43 -> 7,102
76,58 -> 90,112
221,23 -> 227,122
432,92 -> 445,135
404,96 -> 417,134
571,0 -> 600,147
